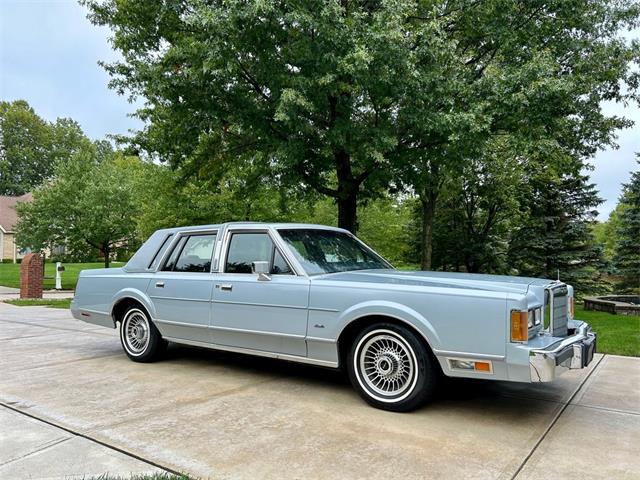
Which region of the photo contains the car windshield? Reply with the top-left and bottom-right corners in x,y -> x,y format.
278,229 -> 392,275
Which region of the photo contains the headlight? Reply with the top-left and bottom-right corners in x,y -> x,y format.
528,307 -> 542,328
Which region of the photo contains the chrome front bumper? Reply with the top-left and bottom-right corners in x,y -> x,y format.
529,321 -> 596,382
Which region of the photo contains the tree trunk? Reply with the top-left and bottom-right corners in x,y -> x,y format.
337,191 -> 358,233
103,244 -> 110,268
335,149 -> 359,233
420,194 -> 435,270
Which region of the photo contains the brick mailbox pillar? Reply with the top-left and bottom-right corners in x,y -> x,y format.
20,253 -> 43,299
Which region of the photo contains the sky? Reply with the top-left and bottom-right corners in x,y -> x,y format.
1,1 -> 639,220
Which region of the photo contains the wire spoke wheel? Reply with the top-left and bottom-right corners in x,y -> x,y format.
123,309 -> 150,355
355,329 -> 418,402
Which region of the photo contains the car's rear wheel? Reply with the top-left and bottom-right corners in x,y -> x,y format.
347,323 -> 438,412
119,306 -> 166,362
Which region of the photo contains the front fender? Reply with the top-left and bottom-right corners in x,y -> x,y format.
336,300 -> 442,350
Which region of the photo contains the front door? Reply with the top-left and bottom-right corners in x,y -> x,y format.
147,232 -> 217,342
211,230 -> 309,356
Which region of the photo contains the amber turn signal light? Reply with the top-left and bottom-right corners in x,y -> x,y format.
511,310 -> 529,343
474,361 -> 491,372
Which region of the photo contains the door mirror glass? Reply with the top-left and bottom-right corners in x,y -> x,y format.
252,261 -> 271,281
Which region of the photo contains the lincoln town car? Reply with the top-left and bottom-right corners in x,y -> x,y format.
71,223 -> 596,411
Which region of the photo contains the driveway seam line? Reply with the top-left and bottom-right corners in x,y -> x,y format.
509,353 -> 606,480
0,319 -> 114,337
0,402 -> 180,477
571,403 -> 640,417
2,352 -> 124,374
0,436 -> 72,468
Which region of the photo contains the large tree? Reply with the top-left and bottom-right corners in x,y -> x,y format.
83,1 -> 640,267
614,160 -> 640,293
0,100 -> 90,195
15,145 -> 141,268
84,0 -> 441,232
397,0 -> 640,269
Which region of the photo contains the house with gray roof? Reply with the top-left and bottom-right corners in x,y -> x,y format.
0,193 -> 32,262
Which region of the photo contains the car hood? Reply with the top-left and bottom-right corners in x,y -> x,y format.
311,269 -> 553,295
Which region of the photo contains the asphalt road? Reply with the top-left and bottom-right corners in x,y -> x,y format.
0,302 -> 638,479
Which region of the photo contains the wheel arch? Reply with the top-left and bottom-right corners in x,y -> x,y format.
337,312 -> 439,370
110,289 -> 156,327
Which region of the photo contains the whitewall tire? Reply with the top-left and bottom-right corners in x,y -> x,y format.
347,323 -> 439,412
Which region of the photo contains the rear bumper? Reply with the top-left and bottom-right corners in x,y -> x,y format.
71,299 -> 115,328
529,321 -> 596,382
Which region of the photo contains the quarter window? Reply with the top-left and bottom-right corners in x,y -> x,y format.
272,250 -> 292,275
148,233 -> 174,269
162,236 -> 187,272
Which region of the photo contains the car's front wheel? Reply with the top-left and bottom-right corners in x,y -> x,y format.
347,323 -> 439,412
119,306 -> 167,362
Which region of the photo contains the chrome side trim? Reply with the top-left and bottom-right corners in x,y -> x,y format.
163,336 -> 339,368
308,306 -> 341,313
154,318 -> 209,329
433,349 -> 505,361
306,336 -> 337,344
77,307 -> 110,317
211,299 -> 306,310
208,324 -> 305,339
149,295 -> 211,303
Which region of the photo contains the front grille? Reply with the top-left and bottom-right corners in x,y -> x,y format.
545,284 -> 569,337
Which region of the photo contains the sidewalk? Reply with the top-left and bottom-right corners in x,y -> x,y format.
0,286 -> 74,300
0,406 -> 165,479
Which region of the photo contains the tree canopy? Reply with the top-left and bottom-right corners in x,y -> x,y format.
15,144 -> 141,268
83,0 -> 640,278
0,100 -> 90,195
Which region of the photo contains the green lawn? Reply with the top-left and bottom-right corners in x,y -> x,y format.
4,298 -> 72,309
0,262 -> 122,290
575,304 -> 640,357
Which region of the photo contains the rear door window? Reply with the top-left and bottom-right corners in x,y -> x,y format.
173,234 -> 217,272
162,233 -> 216,272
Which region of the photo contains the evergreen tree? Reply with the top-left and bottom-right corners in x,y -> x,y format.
614,160 -> 640,293
508,166 -> 606,295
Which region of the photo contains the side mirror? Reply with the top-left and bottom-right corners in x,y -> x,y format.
251,261 -> 271,281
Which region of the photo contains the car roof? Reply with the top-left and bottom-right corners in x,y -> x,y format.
157,222 -> 349,234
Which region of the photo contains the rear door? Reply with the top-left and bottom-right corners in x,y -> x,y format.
147,231 -> 217,342
210,228 -> 310,356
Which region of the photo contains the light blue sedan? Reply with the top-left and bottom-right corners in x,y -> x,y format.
71,223 -> 596,411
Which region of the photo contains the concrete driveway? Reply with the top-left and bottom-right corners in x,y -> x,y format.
0,302 -> 638,479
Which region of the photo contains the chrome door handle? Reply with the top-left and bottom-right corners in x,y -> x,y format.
217,284 -> 233,292
155,282 -> 165,288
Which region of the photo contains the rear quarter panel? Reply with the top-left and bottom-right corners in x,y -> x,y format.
72,269 -> 153,327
